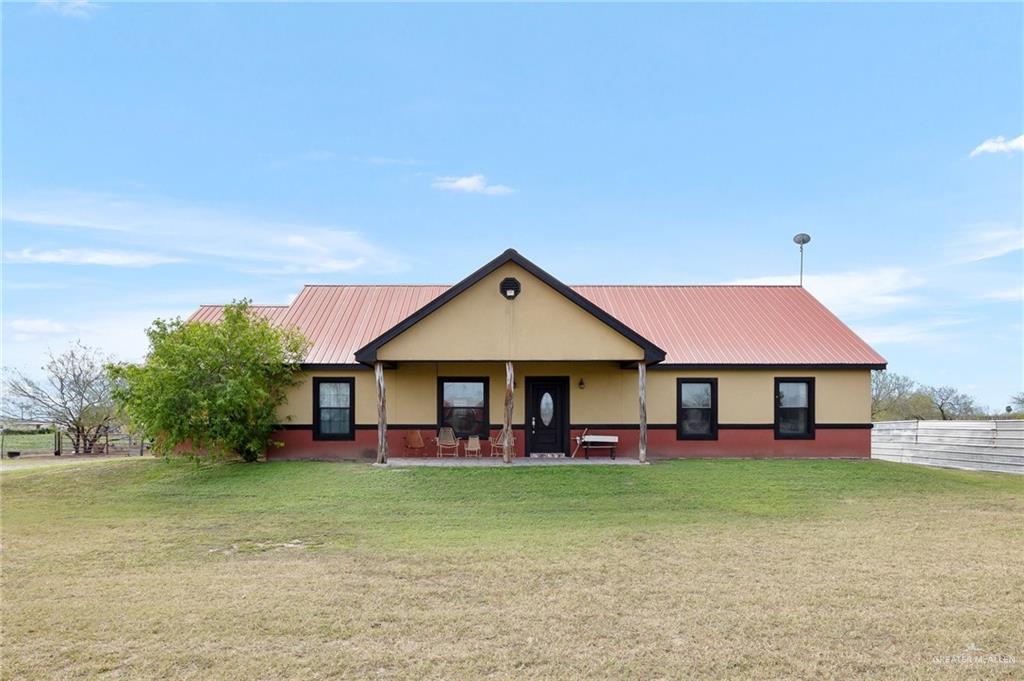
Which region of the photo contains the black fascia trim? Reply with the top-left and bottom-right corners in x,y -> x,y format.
353,249 -> 666,365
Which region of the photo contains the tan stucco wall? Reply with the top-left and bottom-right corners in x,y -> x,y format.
645,368 -> 871,424
377,262 -> 645,362
277,370 -> 378,425
277,364 -> 871,426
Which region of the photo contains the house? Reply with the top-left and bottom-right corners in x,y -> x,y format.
189,249 -> 885,460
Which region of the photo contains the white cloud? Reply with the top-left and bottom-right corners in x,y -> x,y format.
980,286 -> 1024,302
6,248 -> 182,267
969,134 -> 1024,157
432,174 -> 514,195
36,1 -> 102,18
853,318 -> 967,346
7,319 -> 71,344
9,319 -> 70,335
2,308 -> 187,370
3,189 -> 404,275
730,267 -> 926,320
947,225 -> 1024,264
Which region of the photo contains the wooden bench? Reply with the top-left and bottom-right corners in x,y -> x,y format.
573,433 -> 619,459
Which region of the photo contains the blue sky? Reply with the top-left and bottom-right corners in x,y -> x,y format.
3,1 -> 1022,409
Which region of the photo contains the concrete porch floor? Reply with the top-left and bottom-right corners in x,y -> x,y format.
383,457 -> 643,467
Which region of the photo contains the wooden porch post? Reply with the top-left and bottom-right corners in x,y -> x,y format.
638,362 -> 647,463
375,362 -> 388,464
503,360 -> 514,464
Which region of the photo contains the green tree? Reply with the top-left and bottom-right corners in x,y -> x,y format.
109,301 -> 307,462
871,371 -> 917,420
871,371 -> 982,421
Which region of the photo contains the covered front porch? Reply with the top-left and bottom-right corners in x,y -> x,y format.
381,456 -> 645,467
367,359 -> 653,464
347,252 -> 666,465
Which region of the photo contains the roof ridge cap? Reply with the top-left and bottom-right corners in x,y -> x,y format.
299,283 -> 451,288
571,284 -> 805,288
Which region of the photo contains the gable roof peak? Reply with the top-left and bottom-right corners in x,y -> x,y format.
352,248 -> 666,365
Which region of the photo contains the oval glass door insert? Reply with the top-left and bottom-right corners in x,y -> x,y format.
540,392 -> 554,426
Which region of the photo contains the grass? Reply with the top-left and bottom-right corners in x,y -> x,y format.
2,458 -> 1022,679
1,432 -> 53,455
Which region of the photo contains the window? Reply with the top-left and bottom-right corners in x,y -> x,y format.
677,378 -> 718,440
775,378 -> 815,439
313,378 -> 354,440
438,378 -> 489,438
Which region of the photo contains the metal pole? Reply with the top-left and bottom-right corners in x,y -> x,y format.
799,244 -> 804,287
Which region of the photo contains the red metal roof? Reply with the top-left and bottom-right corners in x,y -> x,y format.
189,304 -> 291,325
573,285 -> 885,366
188,285 -> 884,367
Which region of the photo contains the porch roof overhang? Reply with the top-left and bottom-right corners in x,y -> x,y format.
353,249 -> 667,366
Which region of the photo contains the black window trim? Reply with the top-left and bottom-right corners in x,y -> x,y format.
437,376 -> 491,438
313,377 -> 356,441
676,377 -> 718,441
774,377 -> 816,440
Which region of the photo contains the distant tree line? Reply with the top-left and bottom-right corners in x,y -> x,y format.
872,371 -> 1022,422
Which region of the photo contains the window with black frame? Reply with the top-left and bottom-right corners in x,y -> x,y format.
677,378 -> 717,440
775,378 -> 814,438
314,378 -> 354,440
438,378 -> 489,438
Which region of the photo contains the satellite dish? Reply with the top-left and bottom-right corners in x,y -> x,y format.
793,233 -> 811,245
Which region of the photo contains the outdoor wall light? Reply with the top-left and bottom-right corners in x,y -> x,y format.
499,277 -> 521,300
578,378 -> 585,390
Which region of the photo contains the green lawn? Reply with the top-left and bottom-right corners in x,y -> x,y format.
2,458 -> 1021,679
1,431 -> 53,455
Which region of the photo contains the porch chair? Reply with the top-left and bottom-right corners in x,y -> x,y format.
489,431 -> 516,458
403,430 -> 427,456
437,427 -> 460,457
464,435 -> 482,458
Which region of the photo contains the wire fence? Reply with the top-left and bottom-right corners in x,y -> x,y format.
2,429 -> 149,458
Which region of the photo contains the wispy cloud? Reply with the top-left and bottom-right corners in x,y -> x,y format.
730,267 -> 926,320
6,248 -> 182,267
3,282 -> 69,291
853,318 -> 967,346
980,287 -> 1024,302
7,318 -> 71,343
970,134 -> 1024,157
432,174 -> 514,195
947,225 -> 1024,263
3,189 -> 404,275
36,0 -> 102,18
3,308 -> 190,365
